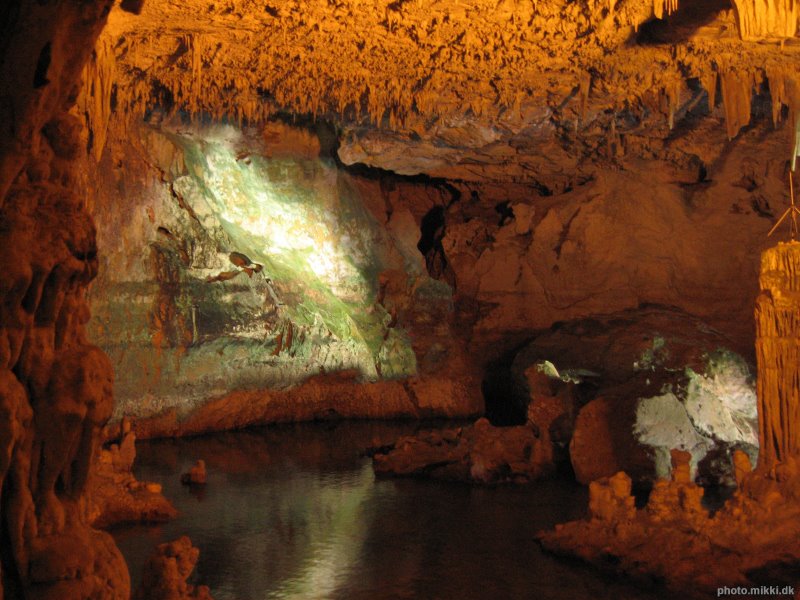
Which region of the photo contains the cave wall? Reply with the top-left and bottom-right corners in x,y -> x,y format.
0,0 -> 130,598
61,0 -> 800,442
85,107 -> 787,437
87,116 -> 483,437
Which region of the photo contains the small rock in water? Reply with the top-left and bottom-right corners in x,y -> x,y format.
181,460 -> 207,485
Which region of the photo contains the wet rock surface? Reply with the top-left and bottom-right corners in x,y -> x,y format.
538,452 -> 800,597
89,422 -> 178,529
372,417 -> 554,484
135,536 -> 213,600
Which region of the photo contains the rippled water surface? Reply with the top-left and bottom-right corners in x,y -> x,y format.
113,422 -> 675,600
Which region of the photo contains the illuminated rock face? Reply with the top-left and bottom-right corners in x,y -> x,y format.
508,309 -> 759,485
87,119 -> 481,434
755,241 -> 800,467
536,245 -> 800,596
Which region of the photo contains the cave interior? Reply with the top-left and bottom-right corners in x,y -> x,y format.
2,0 -> 800,598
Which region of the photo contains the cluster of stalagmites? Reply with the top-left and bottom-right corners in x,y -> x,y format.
539,449 -> 800,595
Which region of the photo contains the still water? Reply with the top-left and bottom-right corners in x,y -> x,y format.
113,421 -> 675,600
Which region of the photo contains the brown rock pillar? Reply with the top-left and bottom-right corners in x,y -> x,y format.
755,241 -> 800,467
0,0 -> 129,598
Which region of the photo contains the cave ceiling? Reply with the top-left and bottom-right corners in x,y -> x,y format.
94,0 -> 800,186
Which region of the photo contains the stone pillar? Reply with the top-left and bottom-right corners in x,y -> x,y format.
755,241 -> 800,467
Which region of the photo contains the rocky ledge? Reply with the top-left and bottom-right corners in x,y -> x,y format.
89,419 -> 177,529
372,417 -> 554,484
538,449 -> 800,597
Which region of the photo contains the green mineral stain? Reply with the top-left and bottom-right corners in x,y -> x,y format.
96,124 -> 425,418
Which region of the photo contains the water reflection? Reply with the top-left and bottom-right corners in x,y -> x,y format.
112,422 -> 675,600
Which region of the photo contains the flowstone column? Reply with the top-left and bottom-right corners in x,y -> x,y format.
755,241 -> 800,467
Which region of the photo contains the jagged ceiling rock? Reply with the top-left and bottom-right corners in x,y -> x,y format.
86,0 -> 800,181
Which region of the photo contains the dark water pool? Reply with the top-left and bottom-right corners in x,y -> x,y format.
112,421 -> 677,600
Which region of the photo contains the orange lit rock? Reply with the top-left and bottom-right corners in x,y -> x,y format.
538,244 -> 800,594
587,471 -> 635,522
135,536 -> 214,600
121,371 -> 482,440
731,0 -> 800,40
570,397 -> 653,485
373,417 -> 554,484
755,241 -> 800,467
89,423 -> 178,529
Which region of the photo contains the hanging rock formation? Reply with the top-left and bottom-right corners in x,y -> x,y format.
731,0 -> 800,40
755,241 -> 800,467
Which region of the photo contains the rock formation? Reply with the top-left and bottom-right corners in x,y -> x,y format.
508,308 -> 759,485
134,537 -> 213,600
0,0 -> 135,597
372,417 -> 554,484
538,241 -> 800,594
180,460 -> 207,486
731,0 -> 800,40
539,447 -> 800,595
89,420 -> 178,529
755,241 -> 800,467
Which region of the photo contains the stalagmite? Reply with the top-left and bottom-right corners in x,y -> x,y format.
755,240 -> 800,467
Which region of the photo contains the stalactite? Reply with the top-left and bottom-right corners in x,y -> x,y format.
579,71 -> 591,122
653,0 -> 678,20
93,0 -> 800,147
665,80 -> 680,130
720,69 -> 753,140
701,71 -> 717,113
766,66 -> 800,125
755,241 -> 800,467
731,0 -> 800,40
79,34 -> 116,160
